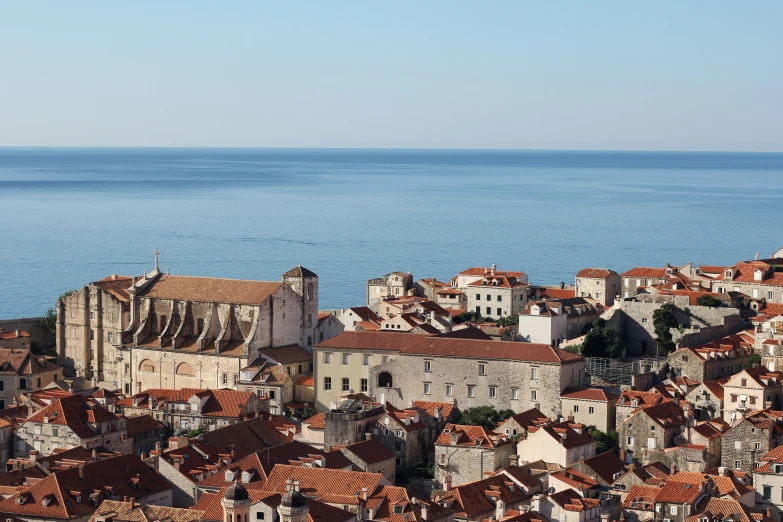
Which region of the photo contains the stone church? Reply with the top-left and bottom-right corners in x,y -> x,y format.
56,253 -> 318,394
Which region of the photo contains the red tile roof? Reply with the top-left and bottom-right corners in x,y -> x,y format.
141,275 -> 284,305
303,413 -> 325,429
316,331 -> 582,364
296,375 -> 314,386
262,465 -> 384,506
621,267 -> 668,278
655,478 -> 703,503
622,484 -> 661,510
527,421 -> 595,450
117,388 -> 256,418
125,414 -> 165,438
435,424 -> 510,448
561,387 -> 619,402
551,469 -> 598,490
343,439 -> 395,465
25,395 -> 120,439
0,349 -> 60,376
579,450 -> 626,484
684,497 -> 769,522
439,474 -> 530,518
548,488 -> 601,511
576,269 -> 616,279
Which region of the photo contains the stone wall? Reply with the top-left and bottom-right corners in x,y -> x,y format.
0,317 -> 54,352
720,420 -> 782,477
434,442 -> 514,488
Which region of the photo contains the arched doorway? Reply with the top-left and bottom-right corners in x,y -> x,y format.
378,372 -> 393,388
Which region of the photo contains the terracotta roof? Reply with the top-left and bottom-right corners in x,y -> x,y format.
118,388 -> 256,418
0,330 -> 30,340
622,484 -> 661,509
617,390 -> 664,408
576,268 -> 616,279
193,487 -> 351,522
316,331 -> 582,364
93,275 -> 134,303
141,275 -> 283,305
89,501 -> 204,522
25,395 -> 120,439
684,497 -> 769,522
760,445 -> 783,463
282,266 -> 317,278
412,400 -> 454,421
548,488 -> 600,511
263,464 -> 383,506
635,401 -> 686,429
527,420 -> 594,450
440,474 -> 530,518
561,387 -> 619,402
435,424 -> 510,448
125,414 -> 165,438
541,288 -> 577,299
467,274 -> 527,288
257,344 -> 313,365
0,349 -> 60,376
191,413 -> 295,461
551,469 -> 598,490
580,450 -> 626,484
436,287 -> 465,296
303,413 -> 325,429
714,261 -> 783,286
621,267 -> 667,278
367,484 -> 452,522
501,408 -> 549,430
343,439 -> 395,465
296,375 -> 315,386
346,306 -> 383,322
458,267 -> 525,278
655,478 -> 703,503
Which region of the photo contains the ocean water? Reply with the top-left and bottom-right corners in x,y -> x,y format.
1,148 -> 783,319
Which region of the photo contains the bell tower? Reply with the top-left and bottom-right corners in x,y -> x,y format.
222,481 -> 251,522
277,479 -> 309,522
282,266 -> 319,348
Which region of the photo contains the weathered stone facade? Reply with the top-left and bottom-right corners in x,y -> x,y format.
57,264 -> 318,396
720,411 -> 783,477
367,272 -> 413,304
433,425 -> 515,488
575,269 -> 621,307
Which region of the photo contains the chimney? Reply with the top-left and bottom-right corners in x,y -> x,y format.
28,450 -> 38,463
531,494 -> 545,513
601,515 -> 610,522
420,503 -> 429,521
509,454 -> 519,467
670,464 -> 677,475
294,480 -> 301,493
444,474 -> 452,492
365,432 -> 372,441
92,448 -> 98,460
129,497 -> 134,509
43,415 -> 49,424
155,441 -> 162,453
620,450 -> 626,462
78,465 -> 84,480
767,508 -> 773,518
27,405 -> 35,417
361,487 -> 368,500
629,463 -> 635,472
496,499 -> 506,519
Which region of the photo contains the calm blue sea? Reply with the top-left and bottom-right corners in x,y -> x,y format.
1,148 -> 783,319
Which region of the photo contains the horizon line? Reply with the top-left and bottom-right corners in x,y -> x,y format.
1,145 -> 783,154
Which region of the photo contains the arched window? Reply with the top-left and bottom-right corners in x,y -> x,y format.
236,515 -> 241,522
139,359 -> 156,372
176,362 -> 195,376
307,284 -> 313,300
378,372 -> 393,388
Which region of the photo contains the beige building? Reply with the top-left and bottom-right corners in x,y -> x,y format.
367,272 -> 413,304
711,260 -> 783,302
462,270 -> 530,319
238,344 -> 313,414
722,366 -> 783,423
560,387 -> 618,433
340,438 -> 396,483
57,258 -> 318,396
516,420 -> 596,468
575,268 -> 621,307
314,331 -> 585,416
0,348 -> 62,409
518,301 -> 568,346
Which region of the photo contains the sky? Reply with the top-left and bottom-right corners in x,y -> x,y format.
1,2 -> 781,151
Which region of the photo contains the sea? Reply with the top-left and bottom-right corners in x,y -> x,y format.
1,147 -> 783,319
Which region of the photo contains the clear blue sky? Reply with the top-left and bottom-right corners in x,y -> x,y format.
1,2 -> 781,151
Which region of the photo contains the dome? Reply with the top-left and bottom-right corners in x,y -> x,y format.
281,489 -> 307,508
225,481 -> 249,501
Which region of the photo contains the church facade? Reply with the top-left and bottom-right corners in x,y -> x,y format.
56,254 -> 318,395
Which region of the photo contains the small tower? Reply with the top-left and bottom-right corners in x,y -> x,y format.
222,481 -> 251,522
277,479 -> 309,522
282,266 -> 319,348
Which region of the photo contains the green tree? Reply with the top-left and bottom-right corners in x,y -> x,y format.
587,425 -> 618,454
453,310 -> 483,325
653,303 -> 678,355
696,295 -> 724,308
580,319 -> 623,358
562,345 -> 581,355
745,354 -> 762,369
40,308 -> 57,336
456,406 -> 515,430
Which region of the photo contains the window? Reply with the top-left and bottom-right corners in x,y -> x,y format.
0,400 -> 4,410
627,437 -> 634,445
764,486 -> 772,500
670,507 -> 677,516
108,331 -> 113,343
750,396 -> 757,405
424,383 -> 431,395
735,441 -> 742,450
324,352 -> 332,364
37,377 -> 41,388
382,356 -> 389,364
531,368 -> 538,380
756,442 -> 762,450
233,374 -> 239,385
489,386 -> 497,399
769,291 -> 775,300
511,388 -> 518,400
486,307 -> 491,315
257,512 -> 265,520
589,407 -> 594,414
497,308 -> 502,316
424,361 -> 431,372
486,294 -> 492,301
363,354 -> 370,366
476,294 -> 481,300
445,384 -> 453,397
342,378 -> 350,392
361,378 -> 368,392
222,373 -> 228,385
478,363 -> 486,375
531,389 -> 537,401
731,394 -> 737,403
269,390 -> 276,400
735,460 -> 741,469
476,306 -> 481,314
90,329 -> 95,340
467,385 -> 476,398
741,378 -> 747,386
324,377 -> 332,390
342,353 -> 350,365
574,405 -> 579,413
394,505 -> 403,514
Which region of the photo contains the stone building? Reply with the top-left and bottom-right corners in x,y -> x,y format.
238,344 -> 313,415
337,306 -> 383,332
614,390 -> 666,432
622,484 -> 660,522
652,476 -> 711,522
414,278 -> 448,301
686,378 -> 728,420
711,261 -> 783,302
57,259 -> 318,395
533,489 -> 601,522
0,348 -> 62,409
89,501 -> 204,522
720,409 -> 783,477
340,438 -> 396,484
569,450 -> 626,488
496,408 -> 550,438
433,424 -> 514,489
323,397 -> 385,447
0,328 -> 31,350
438,473 -> 533,522
315,312 -> 344,344
367,272 -> 414,304
618,401 -> 687,464
560,387 -> 618,433
463,270 -> 530,320
436,287 -> 468,313
575,268 -> 621,307
15,394 -> 131,456
116,387 -> 267,432
667,331 -> 754,382
315,331 -> 585,416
